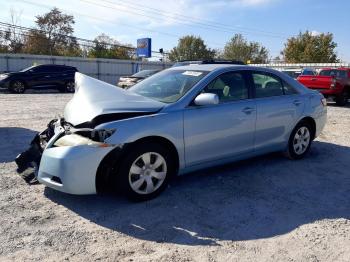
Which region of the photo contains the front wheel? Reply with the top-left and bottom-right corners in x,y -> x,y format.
285,121 -> 313,160
9,80 -> 26,93
117,142 -> 175,201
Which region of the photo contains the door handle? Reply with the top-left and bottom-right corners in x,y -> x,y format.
293,100 -> 302,106
242,107 -> 255,114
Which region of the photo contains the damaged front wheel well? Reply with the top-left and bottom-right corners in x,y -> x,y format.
95,136 -> 180,194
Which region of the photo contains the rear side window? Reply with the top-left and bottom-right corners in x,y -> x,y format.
204,71 -> 249,103
32,65 -> 59,73
252,73 -> 284,98
57,66 -> 76,72
319,69 -> 347,78
46,66 -> 60,72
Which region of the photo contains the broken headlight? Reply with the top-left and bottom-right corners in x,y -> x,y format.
53,129 -> 116,148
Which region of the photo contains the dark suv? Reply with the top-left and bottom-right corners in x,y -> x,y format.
0,64 -> 78,93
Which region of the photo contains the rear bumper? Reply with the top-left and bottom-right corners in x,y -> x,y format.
117,81 -> 137,88
314,107 -> 327,138
311,88 -> 343,96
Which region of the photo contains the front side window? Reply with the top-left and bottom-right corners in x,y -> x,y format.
203,71 -> 249,103
30,66 -> 50,73
252,73 -> 284,98
129,69 -> 208,103
283,80 -> 298,95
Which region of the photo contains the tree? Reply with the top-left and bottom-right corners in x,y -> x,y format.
222,34 -> 269,63
0,31 -> 9,53
0,9 -> 25,53
282,31 -> 338,63
23,7 -> 80,56
168,35 -> 215,61
88,34 -> 134,59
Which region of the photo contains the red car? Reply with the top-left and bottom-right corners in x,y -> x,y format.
297,68 -> 350,106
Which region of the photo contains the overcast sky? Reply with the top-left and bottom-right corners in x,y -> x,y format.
0,0 -> 349,61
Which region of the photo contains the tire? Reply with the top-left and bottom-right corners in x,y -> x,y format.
285,121 -> 313,160
335,90 -> 348,106
64,81 -> 75,93
116,142 -> 175,201
9,80 -> 26,94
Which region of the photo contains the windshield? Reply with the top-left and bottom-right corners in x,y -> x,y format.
20,66 -> 35,72
132,70 -> 159,78
319,69 -> 347,78
128,69 -> 208,103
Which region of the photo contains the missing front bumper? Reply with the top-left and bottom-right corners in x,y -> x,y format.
15,119 -> 58,177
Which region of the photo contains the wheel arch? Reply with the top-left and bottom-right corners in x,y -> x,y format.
10,79 -> 27,87
297,116 -> 316,140
95,135 -> 180,193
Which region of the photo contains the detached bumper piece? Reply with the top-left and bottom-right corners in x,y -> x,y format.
15,119 -> 56,184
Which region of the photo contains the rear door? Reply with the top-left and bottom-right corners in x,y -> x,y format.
48,65 -> 67,86
183,70 -> 256,166
250,71 -> 305,152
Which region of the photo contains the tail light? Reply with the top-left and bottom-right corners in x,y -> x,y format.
330,78 -> 337,89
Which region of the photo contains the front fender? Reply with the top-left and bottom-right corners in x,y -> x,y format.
96,111 -> 185,169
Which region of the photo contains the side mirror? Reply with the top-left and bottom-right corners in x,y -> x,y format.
194,93 -> 219,106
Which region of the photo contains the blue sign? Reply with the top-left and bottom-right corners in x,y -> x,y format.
136,38 -> 152,58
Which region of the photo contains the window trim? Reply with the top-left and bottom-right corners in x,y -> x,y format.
248,70 -> 298,99
189,70 -> 252,107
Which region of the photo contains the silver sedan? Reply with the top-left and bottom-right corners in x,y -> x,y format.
18,64 -> 327,201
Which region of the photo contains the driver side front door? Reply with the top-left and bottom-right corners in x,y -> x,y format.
183,71 -> 256,166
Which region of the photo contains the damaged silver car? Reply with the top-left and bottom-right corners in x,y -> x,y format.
16,65 -> 327,201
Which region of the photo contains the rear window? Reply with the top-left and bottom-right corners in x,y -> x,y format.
319,70 -> 347,78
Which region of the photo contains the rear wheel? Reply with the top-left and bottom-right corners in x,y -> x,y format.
285,121 -> 313,160
10,80 -> 26,93
117,142 -> 175,201
335,89 -> 349,106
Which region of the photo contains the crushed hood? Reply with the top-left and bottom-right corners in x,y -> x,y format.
64,73 -> 165,126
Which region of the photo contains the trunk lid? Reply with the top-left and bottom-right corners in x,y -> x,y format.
64,73 -> 165,126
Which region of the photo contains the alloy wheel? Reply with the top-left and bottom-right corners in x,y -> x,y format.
66,82 -> 75,93
293,126 -> 311,155
13,81 -> 25,93
128,152 -> 167,195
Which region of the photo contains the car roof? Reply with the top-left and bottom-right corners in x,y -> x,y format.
167,64 -> 252,72
35,64 -> 76,68
166,64 -> 288,76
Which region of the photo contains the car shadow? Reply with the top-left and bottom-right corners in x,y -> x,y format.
0,127 -> 37,163
44,141 -> 350,246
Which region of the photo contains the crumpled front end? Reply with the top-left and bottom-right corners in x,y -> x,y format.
16,118 -> 118,194
38,142 -> 113,195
